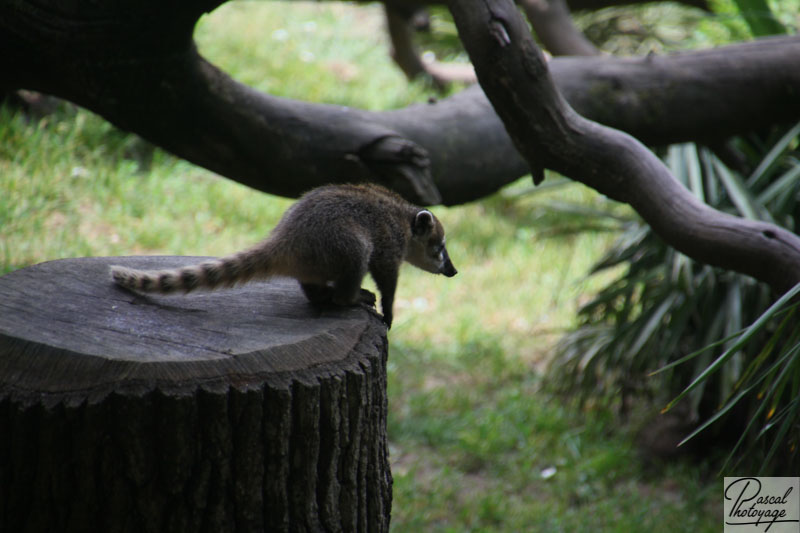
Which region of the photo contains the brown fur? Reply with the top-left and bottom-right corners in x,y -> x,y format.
110,183 -> 457,327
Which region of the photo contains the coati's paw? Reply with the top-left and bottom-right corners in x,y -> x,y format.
358,288 -> 377,307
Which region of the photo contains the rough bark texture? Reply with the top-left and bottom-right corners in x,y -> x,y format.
0,1 -> 797,205
448,0 -> 800,292
0,257 -> 392,533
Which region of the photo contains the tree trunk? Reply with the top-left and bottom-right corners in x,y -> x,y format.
0,257 -> 392,533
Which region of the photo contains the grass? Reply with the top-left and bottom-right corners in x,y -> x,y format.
1,1 -> 721,530
387,335 -> 719,532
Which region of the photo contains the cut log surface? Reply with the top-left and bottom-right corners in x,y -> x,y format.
0,256 -> 392,533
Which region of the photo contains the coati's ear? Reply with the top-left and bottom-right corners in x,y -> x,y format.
413,210 -> 435,235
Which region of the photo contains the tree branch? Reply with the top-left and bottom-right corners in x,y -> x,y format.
519,0 -> 600,56
551,37 -> 800,147
448,0 -> 800,291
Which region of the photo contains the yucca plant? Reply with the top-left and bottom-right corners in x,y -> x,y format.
552,121 -> 800,472
659,281 -> 800,473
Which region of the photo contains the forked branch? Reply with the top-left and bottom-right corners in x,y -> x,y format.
449,0 -> 800,291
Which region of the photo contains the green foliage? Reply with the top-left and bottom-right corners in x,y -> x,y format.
704,0 -> 798,40
730,0 -> 786,36
553,124 -> 800,473
660,284 -> 800,473
577,0 -> 797,54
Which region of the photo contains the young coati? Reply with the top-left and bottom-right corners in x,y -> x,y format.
110,183 -> 457,328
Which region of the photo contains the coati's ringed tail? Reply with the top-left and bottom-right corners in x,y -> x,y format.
110,242 -> 282,294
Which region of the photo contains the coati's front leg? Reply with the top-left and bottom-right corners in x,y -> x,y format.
370,263 -> 399,328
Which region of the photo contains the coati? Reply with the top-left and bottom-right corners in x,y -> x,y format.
110,183 -> 457,328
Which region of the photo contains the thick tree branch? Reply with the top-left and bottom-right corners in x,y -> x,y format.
448,0 -> 800,291
1,1 -> 798,206
551,37 -> 800,147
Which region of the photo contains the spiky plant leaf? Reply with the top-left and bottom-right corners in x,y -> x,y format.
552,121 -> 800,473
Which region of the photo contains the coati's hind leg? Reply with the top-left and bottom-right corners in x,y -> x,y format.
329,237 -> 374,307
300,283 -> 375,307
301,236 -> 374,309
300,283 -> 334,305
331,271 -> 367,307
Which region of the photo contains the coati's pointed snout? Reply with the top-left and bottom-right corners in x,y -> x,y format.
440,246 -> 457,277
440,248 -> 457,277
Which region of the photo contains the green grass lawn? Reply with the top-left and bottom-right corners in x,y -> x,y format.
1,2 -> 720,530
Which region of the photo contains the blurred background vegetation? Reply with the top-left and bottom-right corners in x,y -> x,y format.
1,0 -> 799,530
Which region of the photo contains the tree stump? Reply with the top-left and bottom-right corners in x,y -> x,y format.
0,256 -> 392,533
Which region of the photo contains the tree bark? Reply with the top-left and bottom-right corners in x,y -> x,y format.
0,257 -> 392,533
0,1 -> 797,206
448,0 -> 800,292
520,0 -> 600,56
